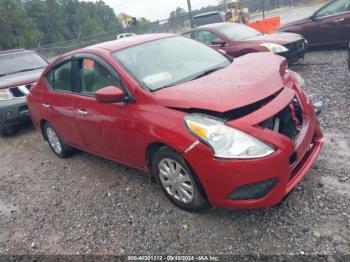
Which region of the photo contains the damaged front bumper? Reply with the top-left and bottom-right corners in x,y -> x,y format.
182,84 -> 323,209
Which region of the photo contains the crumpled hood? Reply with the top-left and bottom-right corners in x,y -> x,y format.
247,32 -> 303,45
154,53 -> 287,113
0,69 -> 43,89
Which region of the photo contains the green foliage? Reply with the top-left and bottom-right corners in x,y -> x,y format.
0,0 -> 41,49
0,0 -> 122,50
168,7 -> 187,29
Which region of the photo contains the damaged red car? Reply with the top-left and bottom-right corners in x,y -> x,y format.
27,34 -> 323,211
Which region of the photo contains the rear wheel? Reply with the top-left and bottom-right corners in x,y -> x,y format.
152,146 -> 210,212
44,123 -> 74,158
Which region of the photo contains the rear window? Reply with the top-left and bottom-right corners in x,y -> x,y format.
0,52 -> 47,77
193,13 -> 224,27
45,61 -> 72,92
217,23 -> 261,41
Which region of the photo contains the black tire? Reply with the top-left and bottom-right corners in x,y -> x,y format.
0,120 -> 15,137
43,123 -> 74,158
152,146 -> 210,212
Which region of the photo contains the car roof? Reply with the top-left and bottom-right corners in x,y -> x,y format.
85,33 -> 176,53
194,11 -> 222,18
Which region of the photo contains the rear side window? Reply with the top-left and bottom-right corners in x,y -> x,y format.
45,61 -> 72,92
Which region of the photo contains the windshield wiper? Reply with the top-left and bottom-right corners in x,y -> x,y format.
191,66 -> 226,81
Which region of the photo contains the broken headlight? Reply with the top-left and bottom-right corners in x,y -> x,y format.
184,114 -> 275,159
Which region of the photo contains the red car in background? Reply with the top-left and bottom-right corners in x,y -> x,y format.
278,0 -> 350,48
183,22 -> 307,63
27,34 -> 322,211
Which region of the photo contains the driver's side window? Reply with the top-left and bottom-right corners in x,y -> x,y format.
78,58 -> 122,95
194,30 -> 220,45
315,0 -> 349,18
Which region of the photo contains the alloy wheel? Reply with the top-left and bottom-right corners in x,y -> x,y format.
46,127 -> 62,154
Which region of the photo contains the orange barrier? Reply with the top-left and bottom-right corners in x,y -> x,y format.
247,16 -> 281,34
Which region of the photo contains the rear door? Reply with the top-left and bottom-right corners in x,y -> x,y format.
42,59 -> 83,147
312,0 -> 350,46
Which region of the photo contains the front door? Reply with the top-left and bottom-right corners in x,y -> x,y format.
311,0 -> 350,46
73,56 -> 138,165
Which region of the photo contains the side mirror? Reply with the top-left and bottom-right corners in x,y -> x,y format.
95,86 -> 125,103
212,39 -> 226,47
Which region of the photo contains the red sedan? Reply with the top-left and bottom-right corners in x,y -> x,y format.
27,34 -> 323,211
183,22 -> 307,63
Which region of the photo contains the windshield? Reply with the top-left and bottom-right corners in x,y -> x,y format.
112,36 -> 230,91
0,52 -> 47,76
217,23 -> 262,41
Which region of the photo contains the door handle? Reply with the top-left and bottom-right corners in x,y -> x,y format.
42,103 -> 50,108
333,18 -> 344,23
77,109 -> 88,116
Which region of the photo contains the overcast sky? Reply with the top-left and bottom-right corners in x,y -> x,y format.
100,0 -> 219,21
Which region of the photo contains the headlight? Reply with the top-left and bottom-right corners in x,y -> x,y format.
184,114 -> 275,159
261,43 -> 288,54
0,89 -> 14,101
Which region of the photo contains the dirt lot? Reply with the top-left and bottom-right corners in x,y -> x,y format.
0,49 -> 349,258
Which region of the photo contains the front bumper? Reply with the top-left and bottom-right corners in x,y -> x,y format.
279,50 -> 305,63
183,86 -> 322,209
0,98 -> 31,129
279,39 -> 307,63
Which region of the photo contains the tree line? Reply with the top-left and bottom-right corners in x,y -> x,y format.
0,0 -> 323,50
0,0 -> 127,50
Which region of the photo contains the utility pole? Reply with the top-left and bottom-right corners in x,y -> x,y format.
187,0 -> 193,28
262,0 -> 266,19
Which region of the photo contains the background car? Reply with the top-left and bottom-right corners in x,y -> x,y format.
183,22 -> 307,63
0,49 -> 48,136
27,34 -> 322,212
277,0 -> 350,48
116,33 -> 137,40
192,12 -> 225,27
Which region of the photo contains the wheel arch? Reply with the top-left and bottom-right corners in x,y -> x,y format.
145,142 -> 209,202
145,142 -> 176,182
40,119 -> 48,141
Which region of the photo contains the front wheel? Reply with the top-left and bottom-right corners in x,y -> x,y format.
0,120 -> 15,137
152,146 -> 210,212
44,123 -> 74,158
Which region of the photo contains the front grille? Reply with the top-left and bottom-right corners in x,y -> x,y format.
260,97 -> 303,141
285,40 -> 306,53
9,84 -> 31,97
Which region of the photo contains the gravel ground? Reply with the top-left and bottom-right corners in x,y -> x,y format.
0,49 -> 349,258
